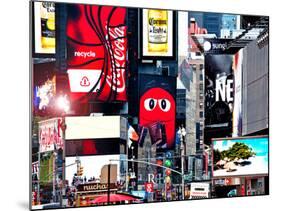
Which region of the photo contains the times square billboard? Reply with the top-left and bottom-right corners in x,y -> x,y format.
138,74 -> 176,149
30,0 -> 269,209
212,136 -> 268,178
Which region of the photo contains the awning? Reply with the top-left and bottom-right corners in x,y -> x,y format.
91,193 -> 142,204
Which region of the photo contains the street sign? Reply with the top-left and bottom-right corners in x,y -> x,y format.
145,182 -> 154,193
183,174 -> 192,181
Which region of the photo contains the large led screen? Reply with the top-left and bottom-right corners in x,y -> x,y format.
212,136 -> 268,177
30,0 -> 269,209
141,9 -> 175,58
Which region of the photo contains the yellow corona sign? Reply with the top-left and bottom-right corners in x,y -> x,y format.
142,9 -> 173,57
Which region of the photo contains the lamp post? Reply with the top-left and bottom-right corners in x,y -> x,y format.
53,146 -> 58,203
107,163 -> 111,205
131,146 -> 135,175
177,125 -> 186,200
37,151 -> 41,205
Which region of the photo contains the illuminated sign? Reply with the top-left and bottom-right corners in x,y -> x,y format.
77,183 -> 117,192
67,69 -> 101,93
139,74 -> 176,149
34,2 -> 56,54
145,182 -> 154,193
215,74 -> 234,102
212,136 -> 268,177
66,5 -> 127,102
232,50 -> 243,137
142,9 -> 174,58
39,118 -> 64,152
190,183 -> 210,199
205,54 -> 234,125
36,77 -> 56,110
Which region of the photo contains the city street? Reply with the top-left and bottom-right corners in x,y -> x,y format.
30,1 -> 269,209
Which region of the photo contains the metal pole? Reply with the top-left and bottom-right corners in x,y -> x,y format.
181,134 -> 185,200
60,115 -> 66,207
110,159 -> 182,176
107,164 -> 111,204
37,151 -> 41,204
125,139 -> 129,192
53,150 -> 56,202
165,178 -> 167,201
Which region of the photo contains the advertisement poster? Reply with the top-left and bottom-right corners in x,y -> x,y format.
66,4 -> 128,102
142,9 -> 174,57
189,183 -> 210,199
65,155 -> 120,186
38,118 -> 63,153
139,74 -> 176,149
34,1 -> 56,54
205,54 -> 234,126
232,49 -> 243,137
212,136 -> 268,177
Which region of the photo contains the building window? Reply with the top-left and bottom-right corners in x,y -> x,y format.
200,64 -> 204,70
199,111 -> 204,118
199,84 -> 203,91
199,102 -> 203,109
200,74 -> 203,81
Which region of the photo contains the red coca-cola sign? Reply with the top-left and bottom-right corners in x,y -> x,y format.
66,5 -> 127,102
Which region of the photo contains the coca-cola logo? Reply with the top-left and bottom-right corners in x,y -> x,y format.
105,25 -> 126,93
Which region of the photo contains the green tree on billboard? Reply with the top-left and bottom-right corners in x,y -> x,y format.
227,142 -> 256,161
214,142 -> 256,164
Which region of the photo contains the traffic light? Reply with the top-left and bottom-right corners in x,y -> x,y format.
77,166 -> 84,176
165,169 -> 171,176
164,151 -> 173,168
164,159 -> 172,168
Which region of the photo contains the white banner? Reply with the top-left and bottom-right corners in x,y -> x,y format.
67,69 -> 101,93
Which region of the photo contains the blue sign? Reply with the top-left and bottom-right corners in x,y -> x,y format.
131,191 -> 146,199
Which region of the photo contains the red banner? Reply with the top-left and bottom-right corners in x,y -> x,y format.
145,182 -> 154,193
39,118 -> 64,152
67,5 -> 127,102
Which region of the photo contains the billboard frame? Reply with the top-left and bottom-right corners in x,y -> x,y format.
211,135 -> 269,178
31,1 -> 56,58
139,9 -> 177,60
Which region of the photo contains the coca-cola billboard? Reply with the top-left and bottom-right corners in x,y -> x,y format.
39,118 -> 64,152
66,5 -> 127,102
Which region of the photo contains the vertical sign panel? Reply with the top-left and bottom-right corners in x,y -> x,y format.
66,5 -> 128,102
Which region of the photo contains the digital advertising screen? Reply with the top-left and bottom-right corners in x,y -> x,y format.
141,9 -> 175,58
212,136 -> 268,177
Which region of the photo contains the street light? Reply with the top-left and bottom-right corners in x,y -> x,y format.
53,146 -> 58,203
177,125 -> 186,200
56,95 -> 70,113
